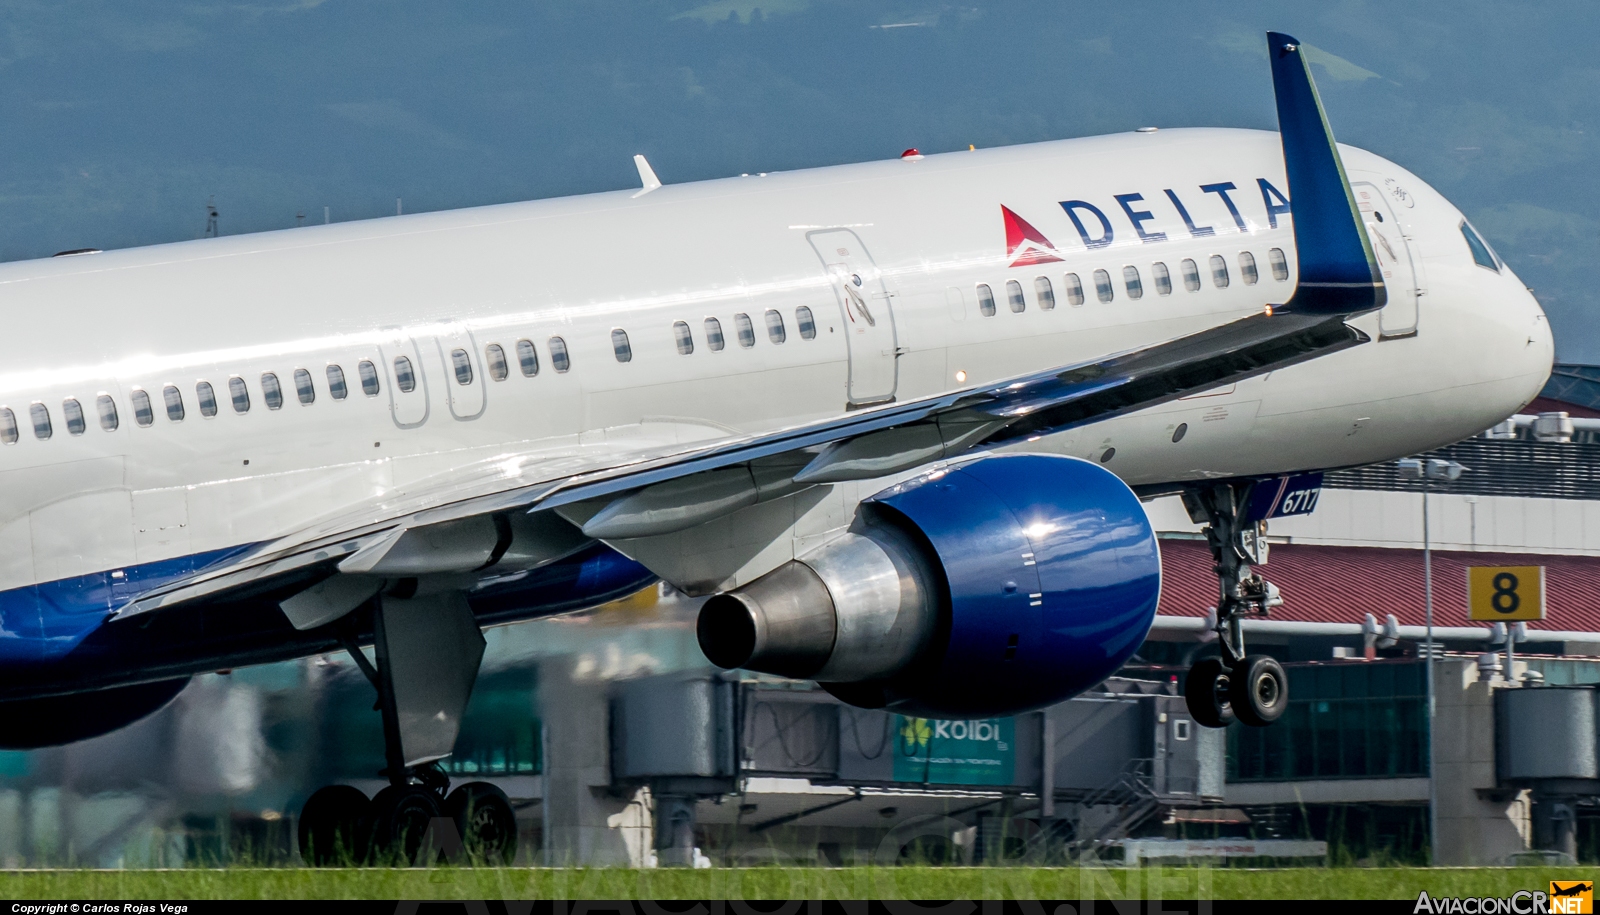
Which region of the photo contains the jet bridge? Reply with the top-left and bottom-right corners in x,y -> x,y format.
607,671 -> 1224,865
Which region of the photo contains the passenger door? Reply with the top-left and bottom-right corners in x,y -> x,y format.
434,323 -> 486,421
380,331 -> 429,429
808,229 -> 899,406
1352,181 -> 1423,339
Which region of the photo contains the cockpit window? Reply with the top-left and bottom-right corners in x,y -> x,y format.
1460,220 -> 1501,272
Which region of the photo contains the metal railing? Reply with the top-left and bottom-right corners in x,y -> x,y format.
1325,437 -> 1600,501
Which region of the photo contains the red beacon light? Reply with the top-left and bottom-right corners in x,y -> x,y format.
900,148 -> 924,161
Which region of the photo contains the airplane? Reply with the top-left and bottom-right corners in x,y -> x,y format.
0,32 -> 1551,865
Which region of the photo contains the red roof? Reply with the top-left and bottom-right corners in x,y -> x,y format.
1156,538 -> 1600,633
1527,395 -> 1600,419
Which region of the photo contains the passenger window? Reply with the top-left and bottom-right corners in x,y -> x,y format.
1004,279 -> 1025,313
1210,255 -> 1230,288
163,385 -> 185,421
327,364 -> 350,399
765,309 -> 786,343
611,329 -> 633,363
262,372 -> 285,408
549,336 -> 571,372
515,340 -> 539,376
485,345 -> 508,382
96,394 -> 118,431
229,376 -> 251,413
673,321 -> 694,355
1239,251 -> 1260,285
196,382 -> 218,417
388,355 -> 412,391
293,368 -> 316,403
704,318 -> 725,352
1063,273 -> 1085,307
1123,265 -> 1144,300
1269,247 -> 1290,282
1461,221 -> 1500,271
0,407 -> 15,444
796,306 -> 817,339
63,398 -> 86,435
449,349 -> 474,385
1152,262 -> 1172,296
29,402 -> 51,440
358,360 -> 381,395
1034,277 -> 1055,311
1093,269 -> 1114,304
1181,258 -> 1202,292
976,284 -> 997,317
735,313 -> 756,348
132,389 -> 154,426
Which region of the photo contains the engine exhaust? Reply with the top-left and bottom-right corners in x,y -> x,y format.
696,528 -> 938,683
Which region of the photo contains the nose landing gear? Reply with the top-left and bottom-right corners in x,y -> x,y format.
1184,657 -> 1235,729
1181,482 -> 1290,729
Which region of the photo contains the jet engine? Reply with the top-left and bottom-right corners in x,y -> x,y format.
697,454 -> 1161,717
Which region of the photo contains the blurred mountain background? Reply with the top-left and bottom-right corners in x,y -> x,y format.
0,1 -> 1593,358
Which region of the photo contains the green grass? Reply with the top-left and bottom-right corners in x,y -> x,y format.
0,866 -> 1588,900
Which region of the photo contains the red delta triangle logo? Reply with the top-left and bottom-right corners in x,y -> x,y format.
1002,205 -> 1064,266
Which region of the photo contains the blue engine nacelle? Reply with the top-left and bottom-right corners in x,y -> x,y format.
697,454 -> 1161,717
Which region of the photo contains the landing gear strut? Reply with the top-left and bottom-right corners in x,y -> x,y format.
1181,482 -> 1290,729
297,596 -> 515,866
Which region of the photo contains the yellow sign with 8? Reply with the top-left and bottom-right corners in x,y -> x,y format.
1467,566 -> 1546,622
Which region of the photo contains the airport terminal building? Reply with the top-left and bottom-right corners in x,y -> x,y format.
5,365 -> 1600,868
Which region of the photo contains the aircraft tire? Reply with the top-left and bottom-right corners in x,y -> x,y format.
1183,657 -> 1235,729
1229,654 -> 1289,727
362,784 -> 442,866
445,781 -> 519,865
298,784 -> 370,867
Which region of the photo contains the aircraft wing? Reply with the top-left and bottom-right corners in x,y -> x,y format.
114,33 -> 1384,623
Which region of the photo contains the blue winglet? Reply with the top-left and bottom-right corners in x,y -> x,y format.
1267,31 -> 1386,315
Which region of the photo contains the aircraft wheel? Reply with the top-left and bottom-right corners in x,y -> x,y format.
298,784 -> 370,867
1230,654 -> 1289,727
362,784 -> 442,866
1183,657 -> 1235,729
445,781 -> 519,865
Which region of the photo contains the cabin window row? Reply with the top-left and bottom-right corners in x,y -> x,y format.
471,336 -> 571,384
1,334 -> 581,444
975,248 -> 1289,314
611,307 -> 818,362
0,359 -> 383,442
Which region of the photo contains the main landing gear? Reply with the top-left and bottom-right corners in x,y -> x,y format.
297,593 -> 516,866
1181,482 -> 1290,729
298,766 -> 517,866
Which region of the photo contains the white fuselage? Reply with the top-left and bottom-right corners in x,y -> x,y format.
0,128 -> 1553,598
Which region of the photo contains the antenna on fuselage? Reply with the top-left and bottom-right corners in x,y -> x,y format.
204,196 -> 219,238
632,155 -> 662,198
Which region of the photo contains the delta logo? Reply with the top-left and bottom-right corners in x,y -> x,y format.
1001,205 -> 1063,267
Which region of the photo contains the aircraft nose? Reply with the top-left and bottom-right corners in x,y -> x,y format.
1524,290 -> 1555,371
1507,285 -> 1555,398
